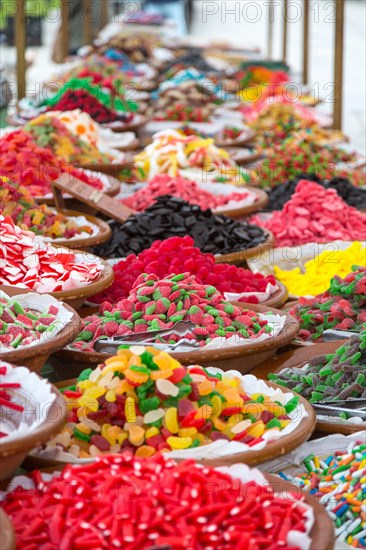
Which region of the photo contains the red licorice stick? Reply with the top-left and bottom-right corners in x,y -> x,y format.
0,397 -> 24,411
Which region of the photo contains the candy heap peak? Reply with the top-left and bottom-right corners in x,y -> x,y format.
2,454 -> 312,550
92,236 -> 277,305
71,272 -> 273,351
269,323 -> 366,404
48,346 -> 299,458
290,266 -> 366,341
252,179 -> 366,247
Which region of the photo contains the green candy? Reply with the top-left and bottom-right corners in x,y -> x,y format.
73,428 -> 90,442
139,397 -> 160,414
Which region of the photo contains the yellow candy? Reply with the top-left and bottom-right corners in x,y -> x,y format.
117,432 -> 128,445
101,424 -> 116,445
178,427 -> 197,438
242,402 -> 267,417
84,386 -> 106,399
76,423 -> 91,435
196,405 -> 212,420
247,421 -> 265,438
212,417 -> 227,431
145,427 -> 159,439
154,351 -> 180,371
115,380 -> 133,394
197,380 -> 213,396
128,425 -> 145,446
167,436 -> 192,450
79,451 -> 91,458
77,396 -> 99,411
135,445 -> 155,458
150,369 -> 173,380
228,414 -> 243,426
272,404 -> 286,417
125,368 -> 149,384
165,407 -> 179,433
105,390 -> 116,402
125,396 -> 136,422
211,395 -> 223,416
274,242 -> 366,297
279,420 -> 290,429
107,426 -> 122,440
223,388 -> 243,404
76,380 -> 95,390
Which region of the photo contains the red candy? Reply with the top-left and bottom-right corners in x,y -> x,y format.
121,174 -> 256,212
251,179 -> 366,247
1,453 -> 310,550
91,236 -> 277,304
0,129 -> 106,197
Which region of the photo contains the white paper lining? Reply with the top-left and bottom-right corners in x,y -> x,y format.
0,291 -> 73,353
0,361 -> 56,442
40,214 -> 99,242
32,367 -> 307,463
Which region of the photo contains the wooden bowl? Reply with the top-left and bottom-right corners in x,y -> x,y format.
214,230 -> 274,265
0,252 -> 114,311
257,281 -> 288,308
214,187 -> 268,218
105,115 -> 150,133
0,510 -> 16,550
223,147 -> 263,166
0,383 -> 67,480
0,292 -> 82,373
77,161 -> 131,179
49,302 -> 299,378
46,209 -> 111,250
215,127 -> 256,148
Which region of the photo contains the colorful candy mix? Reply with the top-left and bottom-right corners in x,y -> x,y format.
290,267 -> 366,341
251,180 -> 366,247
92,236 -> 277,305
25,113 -> 113,164
266,175 -> 366,211
0,364 -> 24,437
134,130 -> 245,183
120,174 -> 256,212
0,129 -> 106,197
269,325 -> 366,404
274,242 -> 366,297
0,214 -> 103,292
0,294 -> 60,350
71,272 -> 272,351
0,176 -> 94,240
2,454 -> 313,550
48,345 -> 298,458
278,442 -> 366,548
93,195 -> 267,258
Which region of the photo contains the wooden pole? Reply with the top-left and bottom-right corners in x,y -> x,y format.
60,0 -> 69,61
282,0 -> 288,63
333,0 -> 345,130
267,0 -> 274,59
302,0 -> 309,84
83,0 -> 94,45
15,0 -> 26,99
100,0 -> 109,30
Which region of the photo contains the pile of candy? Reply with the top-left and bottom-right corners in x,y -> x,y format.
134,130 -> 244,183
50,346 -> 297,457
24,113 -> 113,165
92,236 -> 277,305
42,77 -> 137,125
274,242 -> 366,297
71,272 -> 273,351
0,294 -> 60,350
278,442 -> 366,548
266,175 -> 366,211
0,364 -> 24,436
0,129 -> 106,197
94,195 -> 267,258
2,454 -> 313,550
120,174 -> 256,212
0,214 -> 103,292
269,325 -> 366,404
0,176 -> 94,240
290,267 -> 366,341
252,180 -> 366,247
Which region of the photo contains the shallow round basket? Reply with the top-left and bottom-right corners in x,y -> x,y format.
0,382 -> 67,481
214,230 -> 274,265
215,127 -> 256,148
0,252 -> 114,311
0,290 -> 81,374
256,281 -> 288,308
223,147 -> 263,166
46,209 -> 111,250
214,187 -> 268,218
0,510 -> 16,550
274,357 -> 366,436
116,137 -> 141,152
49,302 -> 299,378
105,115 -> 150,133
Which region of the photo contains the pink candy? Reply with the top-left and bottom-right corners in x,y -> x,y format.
0,213 -> 103,292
